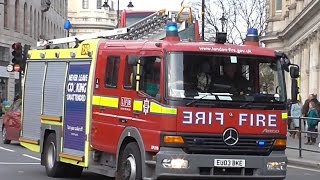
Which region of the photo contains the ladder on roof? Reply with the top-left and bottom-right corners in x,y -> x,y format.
37,7 -> 194,47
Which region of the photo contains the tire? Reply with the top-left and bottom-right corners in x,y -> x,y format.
2,126 -> 11,144
65,164 -> 83,178
116,142 -> 142,180
44,133 -> 66,177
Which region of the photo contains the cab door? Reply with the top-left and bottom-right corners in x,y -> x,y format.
91,50 -> 124,153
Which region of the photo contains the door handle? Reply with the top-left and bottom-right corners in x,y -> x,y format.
119,119 -> 128,123
133,111 -> 140,115
99,107 -> 106,111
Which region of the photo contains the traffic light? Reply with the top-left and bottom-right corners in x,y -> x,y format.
11,42 -> 22,71
21,44 -> 31,71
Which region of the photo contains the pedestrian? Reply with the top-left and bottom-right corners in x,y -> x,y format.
287,99 -> 294,136
290,99 -> 302,139
302,98 -> 311,137
305,100 -> 319,145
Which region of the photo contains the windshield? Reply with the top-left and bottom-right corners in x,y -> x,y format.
125,12 -> 154,27
166,52 -> 286,105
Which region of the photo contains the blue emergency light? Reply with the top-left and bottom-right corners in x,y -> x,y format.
244,28 -> 259,46
166,21 -> 179,37
247,28 -> 258,36
258,140 -> 266,147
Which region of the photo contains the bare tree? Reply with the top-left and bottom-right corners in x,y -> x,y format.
190,0 -> 268,44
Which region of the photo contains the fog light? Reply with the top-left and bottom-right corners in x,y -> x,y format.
162,158 -> 189,169
267,161 -> 287,170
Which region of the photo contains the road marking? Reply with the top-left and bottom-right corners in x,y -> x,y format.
0,162 -> 40,165
0,146 -> 15,152
22,154 -> 41,161
288,165 -> 320,172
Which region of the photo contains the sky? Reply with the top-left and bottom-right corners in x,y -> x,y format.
117,0 -> 190,11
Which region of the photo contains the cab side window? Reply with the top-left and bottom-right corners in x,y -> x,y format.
124,56 -> 135,89
105,56 -> 120,88
140,56 -> 161,98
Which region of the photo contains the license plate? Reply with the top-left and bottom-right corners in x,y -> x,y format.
214,159 -> 245,168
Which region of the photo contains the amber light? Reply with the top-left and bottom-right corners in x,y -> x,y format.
163,136 -> 185,145
273,139 -> 286,148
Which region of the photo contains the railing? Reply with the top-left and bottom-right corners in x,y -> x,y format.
287,116 -> 320,158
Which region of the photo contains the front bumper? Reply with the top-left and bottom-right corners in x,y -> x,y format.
155,147 -> 287,180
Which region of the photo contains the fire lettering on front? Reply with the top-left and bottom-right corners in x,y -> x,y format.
182,111 -> 278,127
239,114 -> 277,127
182,111 -> 224,125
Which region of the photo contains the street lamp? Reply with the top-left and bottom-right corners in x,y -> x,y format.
64,20 -> 72,37
102,0 -> 110,9
201,0 -> 205,41
64,20 -> 72,47
127,0 -> 134,8
103,0 -> 121,28
219,13 -> 227,32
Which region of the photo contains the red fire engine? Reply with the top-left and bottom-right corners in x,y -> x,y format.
120,9 -> 155,28
119,6 -> 200,41
19,8 -> 299,180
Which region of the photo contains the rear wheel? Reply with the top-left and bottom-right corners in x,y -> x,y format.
44,133 -> 66,177
2,126 -> 11,144
65,164 -> 83,178
116,142 -> 142,180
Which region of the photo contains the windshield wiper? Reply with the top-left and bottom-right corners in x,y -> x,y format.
185,93 -> 217,107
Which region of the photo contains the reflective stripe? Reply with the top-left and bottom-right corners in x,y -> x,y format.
150,102 -> 177,115
282,112 -> 288,119
92,95 -> 118,108
133,100 -> 143,111
92,96 -> 101,106
94,96 -> 177,116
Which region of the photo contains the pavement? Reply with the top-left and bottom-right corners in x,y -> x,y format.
286,133 -> 320,169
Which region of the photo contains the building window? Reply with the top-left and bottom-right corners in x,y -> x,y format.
0,46 -> 9,62
34,9 -> 37,39
105,56 -> 120,88
96,18 -> 102,22
97,0 -> 102,9
24,3 -> 28,34
275,0 -> 282,12
82,0 -> 89,9
15,0 -> 20,31
30,6 -> 33,37
83,18 -> 88,21
140,56 -> 161,98
4,0 -> 8,28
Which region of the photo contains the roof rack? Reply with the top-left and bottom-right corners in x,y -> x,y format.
37,7 -> 194,47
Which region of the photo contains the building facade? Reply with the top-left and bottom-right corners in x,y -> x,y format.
68,0 -> 117,36
0,0 -> 67,102
261,0 -> 320,101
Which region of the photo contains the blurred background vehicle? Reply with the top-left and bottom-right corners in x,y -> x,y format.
2,99 -> 21,144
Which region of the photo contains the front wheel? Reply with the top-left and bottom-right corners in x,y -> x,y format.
116,142 -> 142,180
2,126 -> 11,144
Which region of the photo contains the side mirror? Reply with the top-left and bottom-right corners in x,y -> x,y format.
290,66 -> 300,79
291,79 -> 299,102
280,57 -> 290,72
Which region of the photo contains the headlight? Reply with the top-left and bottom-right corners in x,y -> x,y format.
267,161 -> 287,170
162,158 -> 189,169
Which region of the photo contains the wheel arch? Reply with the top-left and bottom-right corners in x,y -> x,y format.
41,129 -> 57,165
116,127 -> 146,178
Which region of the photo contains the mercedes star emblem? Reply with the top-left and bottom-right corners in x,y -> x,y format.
223,128 -> 239,146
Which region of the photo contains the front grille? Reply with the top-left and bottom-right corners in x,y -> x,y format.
183,135 -> 274,156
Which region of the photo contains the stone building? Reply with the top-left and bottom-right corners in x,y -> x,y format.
68,0 -> 117,36
0,0 -> 67,102
261,0 -> 320,101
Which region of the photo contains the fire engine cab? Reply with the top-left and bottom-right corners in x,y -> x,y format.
19,8 -> 299,180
